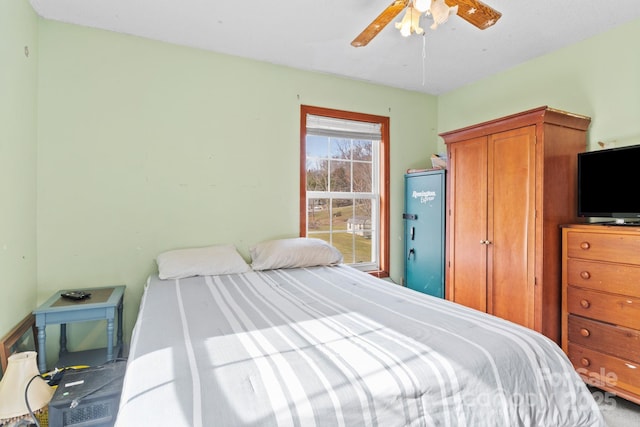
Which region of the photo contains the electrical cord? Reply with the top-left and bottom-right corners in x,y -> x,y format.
23,374 -> 41,427
69,372 -> 121,409
19,364 -> 93,426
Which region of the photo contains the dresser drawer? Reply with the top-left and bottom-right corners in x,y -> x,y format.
568,315 -> 640,363
566,286 -> 640,330
567,343 -> 640,396
567,259 -> 640,297
566,231 -> 640,265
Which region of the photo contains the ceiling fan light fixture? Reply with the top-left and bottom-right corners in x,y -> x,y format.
413,0 -> 430,13
428,0 -> 458,30
395,6 -> 424,37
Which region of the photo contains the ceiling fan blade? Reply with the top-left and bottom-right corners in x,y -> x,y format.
446,0 -> 501,29
351,0 -> 410,47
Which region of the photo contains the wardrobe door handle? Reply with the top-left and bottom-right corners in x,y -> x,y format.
580,271 -> 591,280
580,299 -> 591,309
580,241 -> 591,250
580,328 -> 590,337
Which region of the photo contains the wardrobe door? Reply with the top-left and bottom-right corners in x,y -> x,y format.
487,126 -> 537,329
447,136 -> 488,312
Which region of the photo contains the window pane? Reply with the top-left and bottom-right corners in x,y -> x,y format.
354,199 -> 372,224
335,234 -> 355,264
354,199 -> 373,263
353,161 -> 372,192
354,235 -> 372,263
329,160 -> 351,192
306,159 -> 328,191
331,199 -> 351,232
330,206 -> 355,264
330,138 -> 351,160
353,140 -> 372,161
306,135 -> 329,158
307,198 -> 329,231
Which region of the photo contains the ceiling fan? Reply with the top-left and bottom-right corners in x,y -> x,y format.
351,0 -> 502,47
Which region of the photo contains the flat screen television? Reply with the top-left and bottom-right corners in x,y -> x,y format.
577,144 -> 640,223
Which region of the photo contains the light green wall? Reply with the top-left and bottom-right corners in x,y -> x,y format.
35,19 -> 438,358
437,18 -> 640,152
0,0 -> 39,338
5,6 -> 639,365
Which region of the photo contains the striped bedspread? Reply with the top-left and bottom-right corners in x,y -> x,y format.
116,265 -> 604,427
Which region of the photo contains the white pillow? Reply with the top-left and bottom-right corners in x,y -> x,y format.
156,244 -> 250,279
250,238 -> 343,271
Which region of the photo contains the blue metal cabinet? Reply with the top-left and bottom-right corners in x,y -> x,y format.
404,170 -> 446,297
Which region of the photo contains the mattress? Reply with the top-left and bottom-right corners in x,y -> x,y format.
115,265 -> 604,426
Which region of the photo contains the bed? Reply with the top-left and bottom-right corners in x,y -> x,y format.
115,241 -> 604,427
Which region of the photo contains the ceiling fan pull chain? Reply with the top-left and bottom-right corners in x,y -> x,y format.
422,33 -> 427,86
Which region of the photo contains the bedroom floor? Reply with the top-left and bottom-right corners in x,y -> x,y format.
591,387 -> 640,426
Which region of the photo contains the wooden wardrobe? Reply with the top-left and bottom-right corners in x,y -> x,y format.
441,106 -> 591,343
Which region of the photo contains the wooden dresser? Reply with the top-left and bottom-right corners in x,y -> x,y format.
561,223 -> 640,404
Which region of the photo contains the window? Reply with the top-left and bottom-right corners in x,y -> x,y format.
300,105 -> 389,276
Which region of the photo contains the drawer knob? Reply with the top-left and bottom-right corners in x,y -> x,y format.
580,328 -> 590,337
580,299 -> 591,309
581,358 -> 591,367
580,241 -> 591,250
580,271 -> 591,280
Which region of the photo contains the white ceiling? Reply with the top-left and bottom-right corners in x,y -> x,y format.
29,0 -> 640,95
